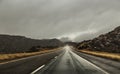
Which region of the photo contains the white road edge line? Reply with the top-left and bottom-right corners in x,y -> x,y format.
30,65 -> 45,74
70,51 -> 110,74
79,55 -> 110,74
88,62 -> 110,74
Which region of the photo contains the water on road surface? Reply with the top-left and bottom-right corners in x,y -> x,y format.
34,46 -> 108,74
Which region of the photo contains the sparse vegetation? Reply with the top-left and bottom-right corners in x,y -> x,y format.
77,26 -> 120,53
80,49 -> 120,61
0,48 -> 61,62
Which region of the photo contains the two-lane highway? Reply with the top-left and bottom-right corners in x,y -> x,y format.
0,48 -> 63,74
33,46 -> 109,74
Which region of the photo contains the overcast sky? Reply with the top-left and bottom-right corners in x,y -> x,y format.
0,0 -> 120,41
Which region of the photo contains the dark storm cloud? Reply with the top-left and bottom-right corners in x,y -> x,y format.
0,0 -> 120,41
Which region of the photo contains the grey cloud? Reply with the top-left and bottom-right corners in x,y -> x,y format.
0,0 -> 120,41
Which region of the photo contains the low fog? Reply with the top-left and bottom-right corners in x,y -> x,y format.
0,0 -> 120,41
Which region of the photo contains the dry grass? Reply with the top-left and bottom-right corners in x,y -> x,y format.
0,48 -> 60,61
79,49 -> 120,61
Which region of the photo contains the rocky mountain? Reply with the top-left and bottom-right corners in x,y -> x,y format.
77,26 -> 120,53
0,35 -> 63,53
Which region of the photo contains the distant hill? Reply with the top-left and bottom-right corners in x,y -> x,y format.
0,35 -> 63,53
65,42 -> 78,47
77,26 -> 120,53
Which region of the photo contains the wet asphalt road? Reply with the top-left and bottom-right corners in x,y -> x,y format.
34,46 -> 108,74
